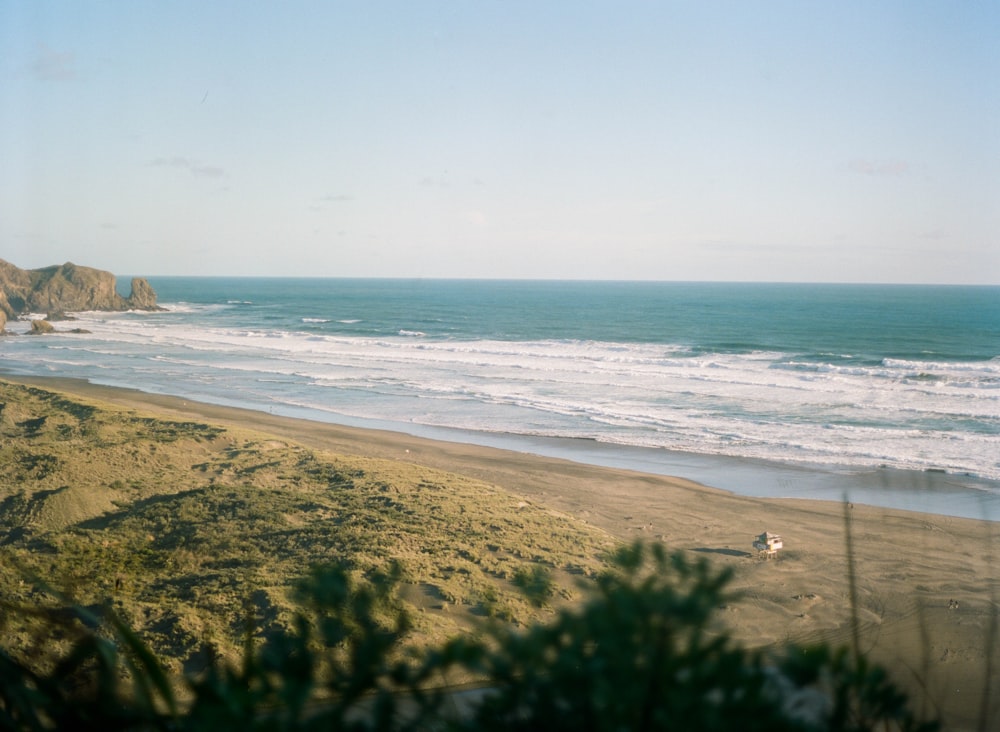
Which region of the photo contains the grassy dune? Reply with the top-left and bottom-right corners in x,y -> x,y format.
2,377 -> 998,729
0,379 -> 616,673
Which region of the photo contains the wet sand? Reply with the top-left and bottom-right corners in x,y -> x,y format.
5,375 -> 998,730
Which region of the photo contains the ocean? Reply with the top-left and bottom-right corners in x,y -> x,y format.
3,279 -> 999,519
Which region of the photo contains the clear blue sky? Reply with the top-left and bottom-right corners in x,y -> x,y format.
2,1 -> 997,283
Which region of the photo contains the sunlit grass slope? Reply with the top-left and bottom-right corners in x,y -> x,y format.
0,379 -> 616,673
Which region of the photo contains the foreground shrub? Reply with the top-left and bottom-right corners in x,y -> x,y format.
0,543 -> 937,731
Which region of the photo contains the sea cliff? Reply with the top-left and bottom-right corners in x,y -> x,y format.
0,259 -> 161,332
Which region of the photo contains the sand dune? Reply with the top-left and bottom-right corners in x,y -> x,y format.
2,375 -> 997,730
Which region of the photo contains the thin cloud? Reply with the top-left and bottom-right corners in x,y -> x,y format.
31,46 -> 77,81
419,174 -> 450,188
309,194 -> 353,211
148,156 -> 225,178
848,159 -> 910,177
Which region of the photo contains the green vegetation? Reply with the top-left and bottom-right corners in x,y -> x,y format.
0,380 -> 612,671
0,380 -> 941,728
1,544 -> 936,730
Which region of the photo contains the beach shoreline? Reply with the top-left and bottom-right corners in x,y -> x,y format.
5,371 -> 998,522
4,373 -> 999,729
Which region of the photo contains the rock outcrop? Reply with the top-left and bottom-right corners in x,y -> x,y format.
29,319 -> 55,335
0,259 -> 163,320
126,276 -> 160,310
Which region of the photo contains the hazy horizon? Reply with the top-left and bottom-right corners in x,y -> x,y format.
137,273 -> 999,287
3,2 -> 997,284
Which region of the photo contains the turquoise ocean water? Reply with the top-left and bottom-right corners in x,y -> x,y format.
3,279 -> 998,517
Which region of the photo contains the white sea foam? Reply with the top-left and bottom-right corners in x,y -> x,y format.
4,310 -> 997,480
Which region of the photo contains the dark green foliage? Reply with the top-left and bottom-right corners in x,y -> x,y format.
181,563 -> 415,731
128,417 -> 225,443
0,603 -> 177,731
777,645 -> 937,732
440,542 -> 786,731
7,450 -> 60,481
511,564 -> 553,608
0,543 -> 937,731
22,387 -> 98,422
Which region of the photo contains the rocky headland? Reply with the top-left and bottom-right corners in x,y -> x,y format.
0,258 -> 162,334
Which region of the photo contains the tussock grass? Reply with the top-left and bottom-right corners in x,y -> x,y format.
0,380 -> 615,674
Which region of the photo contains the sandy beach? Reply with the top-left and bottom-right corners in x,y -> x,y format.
4,374 -> 998,729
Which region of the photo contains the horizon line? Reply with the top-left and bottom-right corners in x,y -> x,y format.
132,274 -> 1000,287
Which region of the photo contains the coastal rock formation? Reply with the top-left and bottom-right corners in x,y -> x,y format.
126,276 -> 159,310
0,259 -> 163,320
29,319 -> 55,335
0,259 -> 31,319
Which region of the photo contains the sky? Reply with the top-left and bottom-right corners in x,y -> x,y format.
1,1 -> 998,283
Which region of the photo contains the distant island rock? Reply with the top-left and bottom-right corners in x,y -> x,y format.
0,258 -> 163,334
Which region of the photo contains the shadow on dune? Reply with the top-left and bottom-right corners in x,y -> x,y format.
692,547 -> 751,557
